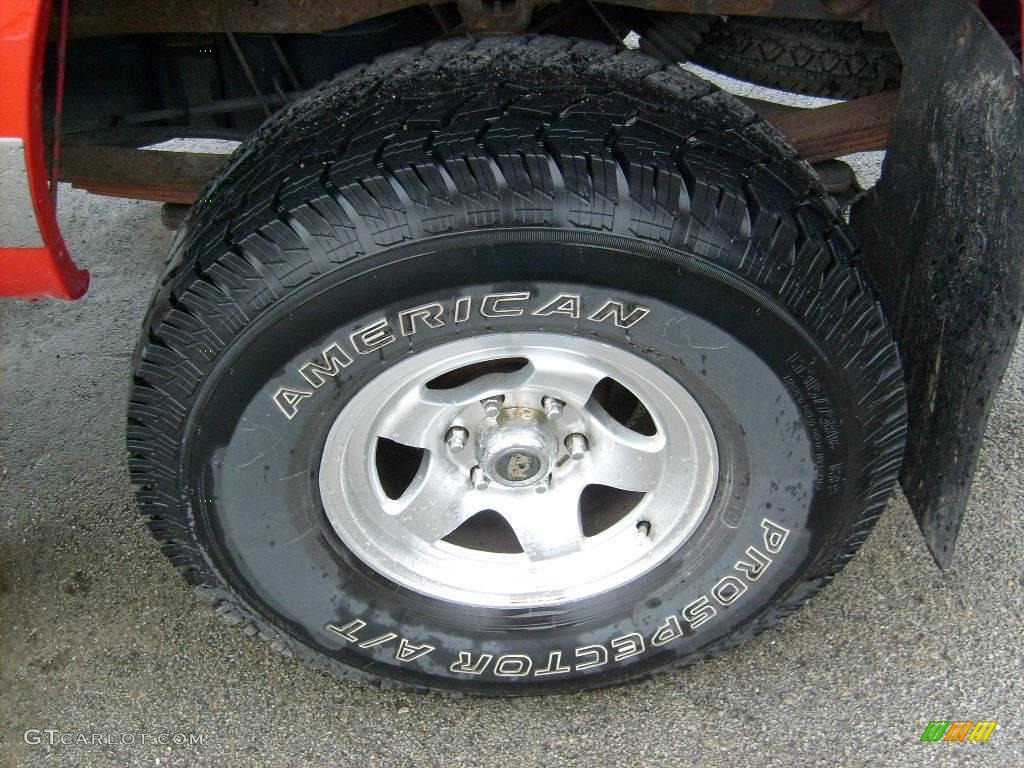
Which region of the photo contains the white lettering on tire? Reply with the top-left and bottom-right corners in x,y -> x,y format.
327,517 -> 794,677
273,291 -> 651,419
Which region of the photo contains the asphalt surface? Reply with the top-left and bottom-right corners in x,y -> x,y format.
2,72 -> 1022,767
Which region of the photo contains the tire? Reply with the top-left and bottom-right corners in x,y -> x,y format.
639,14 -> 902,100
128,35 -> 906,695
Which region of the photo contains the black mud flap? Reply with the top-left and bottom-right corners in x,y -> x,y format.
851,0 -> 1024,568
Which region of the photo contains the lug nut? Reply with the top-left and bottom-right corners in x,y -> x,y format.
534,476 -> 549,494
470,465 -> 489,491
542,396 -> 565,421
565,433 -> 589,460
481,395 -> 504,417
445,426 -> 469,453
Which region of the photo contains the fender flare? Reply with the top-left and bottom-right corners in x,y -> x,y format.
0,0 -> 88,299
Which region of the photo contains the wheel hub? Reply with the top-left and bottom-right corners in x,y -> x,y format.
476,407 -> 558,488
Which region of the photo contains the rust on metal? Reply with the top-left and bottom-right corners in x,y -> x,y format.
611,0 -> 876,22
762,90 -> 899,163
54,90 -> 898,206
457,0 -> 536,32
56,145 -> 227,204
819,0 -> 873,14
62,0 -> 879,37
64,0 -> 425,37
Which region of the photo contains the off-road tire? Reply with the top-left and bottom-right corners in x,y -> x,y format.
639,14 -> 902,99
128,35 -> 906,695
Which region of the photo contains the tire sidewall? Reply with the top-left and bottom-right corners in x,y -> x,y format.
185,229 -> 860,694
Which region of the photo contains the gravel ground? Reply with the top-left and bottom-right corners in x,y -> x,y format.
1,72 -> 1021,768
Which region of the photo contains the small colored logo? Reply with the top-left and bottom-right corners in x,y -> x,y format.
920,720 -> 997,742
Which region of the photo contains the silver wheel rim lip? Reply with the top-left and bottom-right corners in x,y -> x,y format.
319,332 -> 719,608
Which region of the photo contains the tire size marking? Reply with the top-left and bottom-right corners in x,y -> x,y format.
782,352 -> 843,494
272,291 -> 651,419
324,519 -> 789,677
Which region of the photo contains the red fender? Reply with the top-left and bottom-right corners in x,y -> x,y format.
0,0 -> 88,300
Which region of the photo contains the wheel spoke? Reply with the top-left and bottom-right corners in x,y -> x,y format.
521,351 -> 606,406
500,482 -> 586,561
373,386 -> 452,449
375,367 -> 534,448
582,404 -> 666,493
387,456 -> 470,542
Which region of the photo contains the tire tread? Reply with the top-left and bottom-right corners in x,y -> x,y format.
128,35 -> 906,695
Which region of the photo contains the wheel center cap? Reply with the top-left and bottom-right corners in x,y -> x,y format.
476,407 -> 557,488
496,450 -> 543,483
